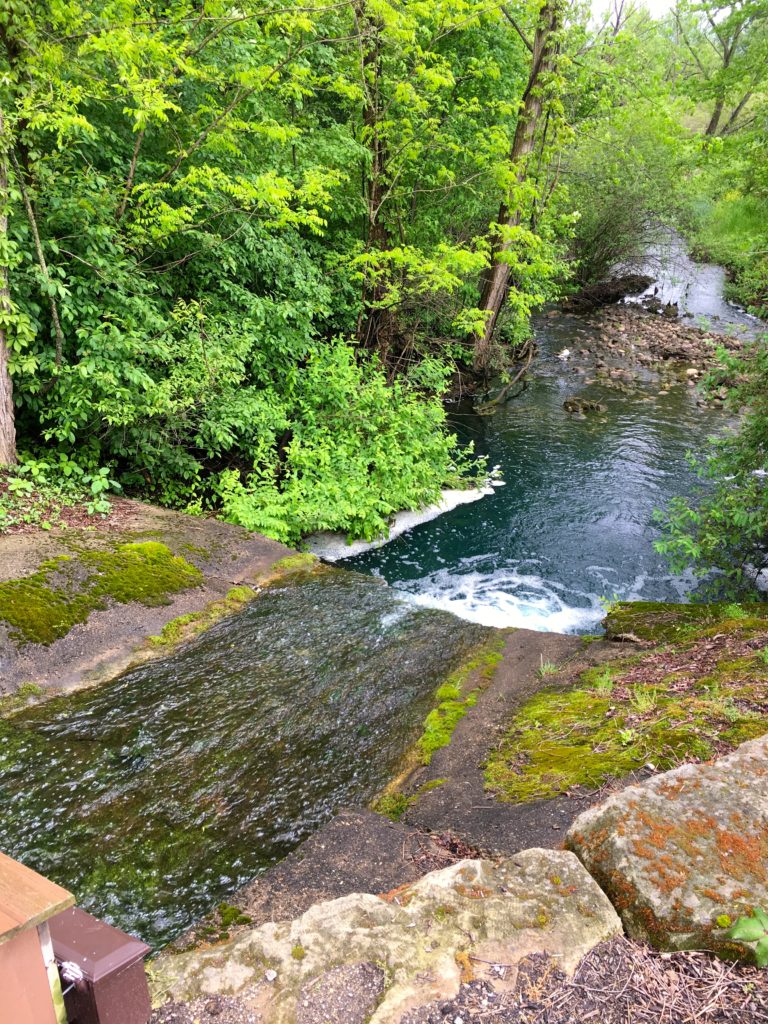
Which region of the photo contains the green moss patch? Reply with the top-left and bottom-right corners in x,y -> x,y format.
373,778 -> 446,821
0,682 -> 45,718
486,609 -> 768,803
373,790 -> 415,821
0,541 -> 203,646
417,636 -> 505,765
604,600 -> 768,644
272,553 -> 318,573
147,586 -> 255,650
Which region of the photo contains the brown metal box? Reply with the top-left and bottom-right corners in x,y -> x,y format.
49,907 -> 151,1024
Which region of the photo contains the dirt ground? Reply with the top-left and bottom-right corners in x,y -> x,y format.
402,938 -> 768,1023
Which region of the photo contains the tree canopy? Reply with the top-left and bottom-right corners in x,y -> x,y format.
0,0 -> 766,546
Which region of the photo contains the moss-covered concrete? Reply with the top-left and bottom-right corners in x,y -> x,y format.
0,499 -> 296,694
418,638 -> 505,764
371,634 -> 507,814
373,779 -> 446,822
0,542 -> 204,646
146,586 -> 256,651
486,601 -> 768,803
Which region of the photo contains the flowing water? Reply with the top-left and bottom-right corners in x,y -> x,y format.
630,231 -> 761,336
0,569 -> 488,948
341,250 -> 763,632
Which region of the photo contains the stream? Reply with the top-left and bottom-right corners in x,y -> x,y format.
0,570 -> 488,948
0,244 -> 762,950
341,244 -> 761,632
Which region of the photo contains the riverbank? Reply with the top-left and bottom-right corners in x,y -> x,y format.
550,300 -> 747,393
304,486 -> 494,562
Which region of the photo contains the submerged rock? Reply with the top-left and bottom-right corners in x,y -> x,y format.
563,398 -> 607,415
150,850 -> 621,1024
566,735 -> 768,963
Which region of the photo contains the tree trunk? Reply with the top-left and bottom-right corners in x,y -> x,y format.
0,108 -> 17,466
705,96 -> 725,136
354,0 -> 394,359
705,32 -> 736,138
473,0 -> 561,373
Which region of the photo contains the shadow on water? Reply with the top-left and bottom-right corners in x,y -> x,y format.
0,568 -> 488,948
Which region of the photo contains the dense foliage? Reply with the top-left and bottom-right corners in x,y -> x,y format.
0,0 -> 766,546
657,341 -> 768,594
0,0 -> 563,540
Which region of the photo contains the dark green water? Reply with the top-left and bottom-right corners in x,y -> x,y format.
0,569 -> 488,948
341,348 -> 719,631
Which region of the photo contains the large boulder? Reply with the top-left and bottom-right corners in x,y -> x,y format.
150,850 -> 621,1024
566,735 -> 768,962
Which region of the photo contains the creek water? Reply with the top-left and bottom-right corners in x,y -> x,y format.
341,249 -> 762,632
0,569 -> 488,948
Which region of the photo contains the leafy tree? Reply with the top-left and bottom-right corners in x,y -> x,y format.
0,108 -> 15,465
672,0 -> 768,136
472,0 -> 567,372
1,0 -> 509,539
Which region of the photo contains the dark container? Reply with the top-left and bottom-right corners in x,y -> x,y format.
49,907 -> 152,1024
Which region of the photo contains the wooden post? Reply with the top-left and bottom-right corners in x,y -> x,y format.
0,851 -> 75,1024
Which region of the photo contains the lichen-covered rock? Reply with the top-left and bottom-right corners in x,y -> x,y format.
150,850 -> 621,1024
566,735 -> 768,962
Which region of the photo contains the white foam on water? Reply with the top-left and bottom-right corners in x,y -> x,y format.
393,564 -> 605,633
390,559 -> 700,634
304,487 -> 492,562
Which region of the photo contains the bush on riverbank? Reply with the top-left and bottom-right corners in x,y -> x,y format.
655,335 -> 768,594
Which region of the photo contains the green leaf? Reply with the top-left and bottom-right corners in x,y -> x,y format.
727,917 -> 768,943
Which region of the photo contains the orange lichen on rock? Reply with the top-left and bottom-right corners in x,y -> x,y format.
566,735 -> 768,964
378,882 -> 414,905
454,884 -> 493,900
715,819 -> 768,883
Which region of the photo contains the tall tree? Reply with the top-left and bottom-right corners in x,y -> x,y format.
673,0 -> 768,136
472,0 -> 564,372
354,0 -> 393,354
